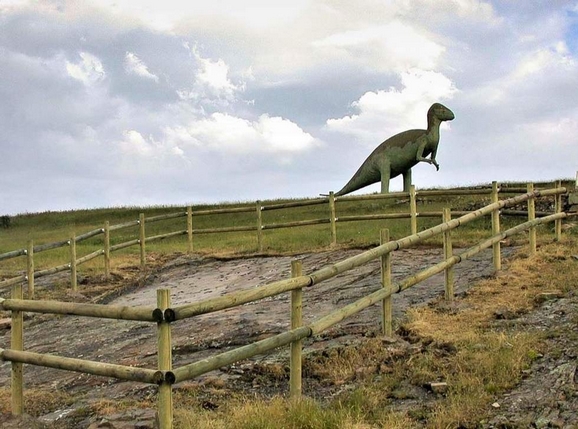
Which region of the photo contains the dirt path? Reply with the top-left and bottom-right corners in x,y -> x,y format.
0,246 -> 516,426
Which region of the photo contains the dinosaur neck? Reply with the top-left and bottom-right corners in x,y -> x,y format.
426,117 -> 442,143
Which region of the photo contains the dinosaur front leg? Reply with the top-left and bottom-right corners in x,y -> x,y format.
380,165 -> 391,193
416,141 -> 439,171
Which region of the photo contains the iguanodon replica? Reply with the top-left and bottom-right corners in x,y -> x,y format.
330,103 -> 455,195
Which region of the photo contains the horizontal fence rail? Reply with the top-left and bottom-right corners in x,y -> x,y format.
0,183 -> 576,429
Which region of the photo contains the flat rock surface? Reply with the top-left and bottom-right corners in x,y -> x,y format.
0,246 -> 515,427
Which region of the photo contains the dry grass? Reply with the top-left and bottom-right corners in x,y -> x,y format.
171,237 -> 577,428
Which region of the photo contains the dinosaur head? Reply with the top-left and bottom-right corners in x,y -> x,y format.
428,103 -> 455,122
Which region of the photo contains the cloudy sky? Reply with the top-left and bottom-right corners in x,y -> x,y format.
1,1 -> 578,215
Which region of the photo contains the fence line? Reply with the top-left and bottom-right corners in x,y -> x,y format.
0,182 -> 570,296
0,186 -> 574,428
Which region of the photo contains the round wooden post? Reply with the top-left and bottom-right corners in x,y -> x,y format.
70,234 -> 77,291
27,240 -> 34,299
104,221 -> 110,279
380,229 -> 393,336
491,181 -> 501,271
409,185 -> 417,235
256,202 -> 263,253
187,206 -> 193,254
157,289 -> 173,428
443,208 -> 454,301
555,180 -> 562,241
139,213 -> 146,271
527,183 -> 536,256
290,260 -> 303,399
11,283 -> 23,415
329,192 -> 337,247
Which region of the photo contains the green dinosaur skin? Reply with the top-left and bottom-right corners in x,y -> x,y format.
334,103 -> 455,196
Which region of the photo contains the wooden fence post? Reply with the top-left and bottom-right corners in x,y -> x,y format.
527,183 -> 536,256
329,192 -> 337,247
139,213 -> 146,271
410,185 -> 417,235
104,221 -> 110,279
187,206 -> 193,254
70,234 -> 77,291
555,180 -> 562,241
27,240 -> 34,299
157,289 -> 173,428
380,229 -> 393,336
443,208 -> 454,301
256,202 -> 263,253
290,260 -> 303,399
491,181 -> 501,271
11,283 -> 23,415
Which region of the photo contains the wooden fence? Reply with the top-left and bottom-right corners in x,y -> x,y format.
0,181 -> 565,297
0,184 -> 575,428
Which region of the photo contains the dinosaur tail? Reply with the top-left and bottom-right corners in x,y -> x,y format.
332,161 -> 380,197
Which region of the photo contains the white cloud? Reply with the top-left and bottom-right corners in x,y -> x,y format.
66,52 -> 105,85
312,21 -> 445,71
124,52 -> 159,82
164,112 -> 317,155
326,69 -> 458,144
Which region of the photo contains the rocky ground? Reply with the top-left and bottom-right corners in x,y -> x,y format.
0,244 -> 576,428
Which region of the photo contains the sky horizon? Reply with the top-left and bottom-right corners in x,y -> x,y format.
1,1 -> 578,215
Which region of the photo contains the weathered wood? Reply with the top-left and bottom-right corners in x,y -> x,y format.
187,206 -> 193,254
70,234 -> 77,291
157,289 -> 173,429
75,228 -> 104,242
443,208 -> 454,301
76,249 -> 105,266
0,299 -> 156,322
192,206 -> 255,215
337,213 -> 410,222
34,240 -> 69,253
0,249 -> 26,262
555,180 -> 562,241
491,181 -> 501,271
173,276 -> 312,320
27,241 -> 34,299
261,198 -> 328,211
192,225 -> 257,234
110,239 -> 140,252
381,229 -> 392,336
528,183 -> 536,256
11,284 -> 23,415
410,185 -> 418,235
256,202 -> 263,252
173,326 -> 311,383
329,192 -> 337,247
290,260 -> 303,399
417,188 -> 491,196
147,230 -> 187,243
108,219 -> 140,232
104,221 -> 110,279
502,210 -> 552,217
0,348 -> 164,384
262,218 -> 330,230
146,211 -> 186,223
0,276 -> 26,291
139,214 -> 146,270
335,191 -> 409,202
35,263 -> 70,279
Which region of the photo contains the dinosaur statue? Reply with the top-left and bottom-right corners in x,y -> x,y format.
331,103 -> 454,196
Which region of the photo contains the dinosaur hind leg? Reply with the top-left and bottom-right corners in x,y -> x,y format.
403,169 -> 412,192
